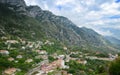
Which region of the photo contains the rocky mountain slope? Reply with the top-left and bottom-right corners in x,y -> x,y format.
105,36 -> 120,45
105,36 -> 120,48
0,0 -> 26,6
0,0 -> 118,53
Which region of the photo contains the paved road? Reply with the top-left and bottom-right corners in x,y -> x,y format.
86,56 -> 113,61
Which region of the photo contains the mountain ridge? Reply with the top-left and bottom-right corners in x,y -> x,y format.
0,0 -> 26,7
105,36 -> 120,44
0,0 -> 119,53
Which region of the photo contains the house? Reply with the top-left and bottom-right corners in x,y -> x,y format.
0,50 -> 9,55
4,68 -> 17,75
6,40 -> 19,44
70,52 -> 78,55
70,58 -> 78,61
40,58 -> 68,73
109,53 -> 118,60
41,64 -> 54,73
68,74 -> 73,75
58,58 -> 68,69
21,46 -> 25,50
63,46 -> 68,50
35,50 -> 47,54
35,55 -> 48,60
16,55 -> 23,59
39,50 -> 47,55
44,40 -> 54,45
58,55 -> 65,59
26,42 -> 34,48
34,41 -> 43,49
77,59 -> 87,65
61,70 -> 67,75
25,59 -> 33,63
8,57 -> 14,61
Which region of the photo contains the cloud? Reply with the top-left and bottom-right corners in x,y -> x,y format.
96,30 -> 113,36
24,0 -> 120,39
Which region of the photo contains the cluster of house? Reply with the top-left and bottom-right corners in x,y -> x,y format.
6,40 -> 19,44
109,53 -> 118,60
35,50 -> 48,60
35,50 -> 47,55
0,49 -> 35,63
40,59 -> 64,73
44,40 -> 54,45
77,59 -> 87,65
5,40 -> 19,49
35,52 -> 88,75
3,68 -> 17,75
3,38 -> 119,75
2,38 -> 54,51
37,55 -> 69,75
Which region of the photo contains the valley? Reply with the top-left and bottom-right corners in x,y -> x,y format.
0,0 -> 120,75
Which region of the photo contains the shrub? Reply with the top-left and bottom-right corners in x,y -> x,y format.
109,57 -> 120,75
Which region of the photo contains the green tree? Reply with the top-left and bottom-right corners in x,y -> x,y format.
48,56 -> 56,63
109,57 -> 120,75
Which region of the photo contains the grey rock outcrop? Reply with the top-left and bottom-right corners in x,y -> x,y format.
0,0 -> 26,7
0,0 -> 118,52
0,0 -> 27,13
27,6 -> 42,17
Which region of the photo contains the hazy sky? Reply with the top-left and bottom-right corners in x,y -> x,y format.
24,0 -> 120,39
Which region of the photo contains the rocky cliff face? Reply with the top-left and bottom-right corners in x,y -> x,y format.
0,0 -> 118,52
27,6 -> 42,17
0,0 -> 26,7
0,0 -> 27,14
0,0 -> 110,47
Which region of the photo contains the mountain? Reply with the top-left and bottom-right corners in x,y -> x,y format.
105,36 -> 120,48
0,0 -> 118,53
105,36 -> 120,50
100,28 -> 120,40
0,0 -> 26,7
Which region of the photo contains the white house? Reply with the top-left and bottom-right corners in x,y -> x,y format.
39,50 -> 47,55
0,50 -> 9,55
6,40 -> 19,44
25,59 -> 33,63
16,55 -> 23,59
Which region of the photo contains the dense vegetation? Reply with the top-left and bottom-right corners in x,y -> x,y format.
109,57 -> 120,75
65,60 -> 108,75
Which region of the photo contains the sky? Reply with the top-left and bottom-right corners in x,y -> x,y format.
24,0 -> 120,39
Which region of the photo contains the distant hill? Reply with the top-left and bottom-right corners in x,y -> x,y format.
105,36 -> 120,49
0,0 -> 119,53
105,36 -> 120,48
105,36 -> 120,45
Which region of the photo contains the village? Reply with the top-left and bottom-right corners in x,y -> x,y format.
0,37 -> 119,75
